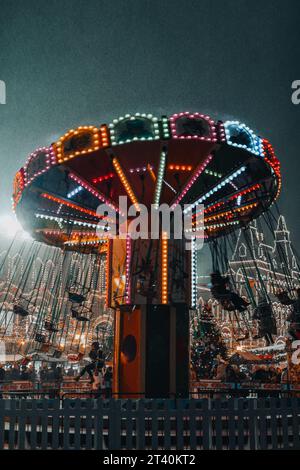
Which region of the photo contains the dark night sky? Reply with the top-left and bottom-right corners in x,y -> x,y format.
1,0 -> 300,247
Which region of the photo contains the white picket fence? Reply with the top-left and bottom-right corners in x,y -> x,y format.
0,397 -> 300,450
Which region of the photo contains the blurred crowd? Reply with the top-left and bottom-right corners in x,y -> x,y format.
0,363 -> 76,382
0,362 -> 113,388
191,354 -> 287,384
214,360 -> 285,383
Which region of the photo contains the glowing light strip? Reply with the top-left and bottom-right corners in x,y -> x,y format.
24,146 -> 56,187
64,238 -> 108,246
191,238 -> 197,308
147,163 -> 156,182
153,150 -> 167,209
205,220 -> 239,231
37,229 -> 96,237
92,173 -> 114,184
203,202 -> 259,223
186,220 -> 240,234
168,164 -> 192,171
129,165 -> 153,174
229,183 -> 260,201
184,166 -> 247,214
189,201 -> 259,230
163,179 -> 177,194
67,186 -> 83,198
100,125 -> 109,147
41,193 -> 106,220
204,211 -> 233,223
105,242 -> 110,307
68,172 -> 123,215
204,169 -> 223,178
161,116 -> 170,139
161,233 -> 168,304
125,235 -> 132,304
217,122 -> 226,142
263,139 -> 282,199
193,183 -> 260,220
186,220 -> 240,233
35,213 -> 98,228
112,157 -> 140,210
171,154 -> 213,210
186,200 -> 223,220
234,201 -> 259,214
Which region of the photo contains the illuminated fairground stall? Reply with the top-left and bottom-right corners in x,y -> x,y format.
12,112 -> 282,397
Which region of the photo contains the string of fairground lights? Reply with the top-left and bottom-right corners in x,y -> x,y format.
161,232 -> 168,304
191,237 -> 197,308
125,235 -> 132,304
185,203 -> 259,234
191,183 -> 261,222
170,154 -> 213,210
184,166 -> 247,215
112,157 -> 140,211
35,213 -> 100,228
68,171 -> 123,215
153,150 -> 167,209
105,241 -> 110,307
40,193 -> 111,221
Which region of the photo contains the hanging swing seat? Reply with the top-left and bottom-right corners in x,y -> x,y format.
275,291 -> 294,306
35,333 -> 47,343
68,292 -> 86,303
44,320 -> 59,332
13,296 -> 31,317
68,282 -> 90,304
71,307 -> 90,322
13,304 -> 29,317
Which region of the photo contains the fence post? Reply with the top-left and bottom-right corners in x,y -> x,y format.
237,399 -> 245,450
280,397 -> 290,449
291,398 -> 300,449
124,399 -> 133,450
188,399 -> 197,450
227,399 -> 236,450
62,398 -> 71,450
202,398 -> 211,450
73,399 -> 82,450
84,399 -> 93,450
248,398 -> 258,450
51,398 -> 60,450
17,400 -> 27,450
94,398 -> 104,450
151,399 -> 159,450
8,399 -> 17,450
136,399 -> 145,450
175,399 -> 184,450
108,399 -> 121,450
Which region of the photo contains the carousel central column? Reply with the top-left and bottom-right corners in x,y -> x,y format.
108,227 -> 191,398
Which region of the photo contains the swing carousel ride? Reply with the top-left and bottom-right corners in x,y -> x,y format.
6,110 -> 295,395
